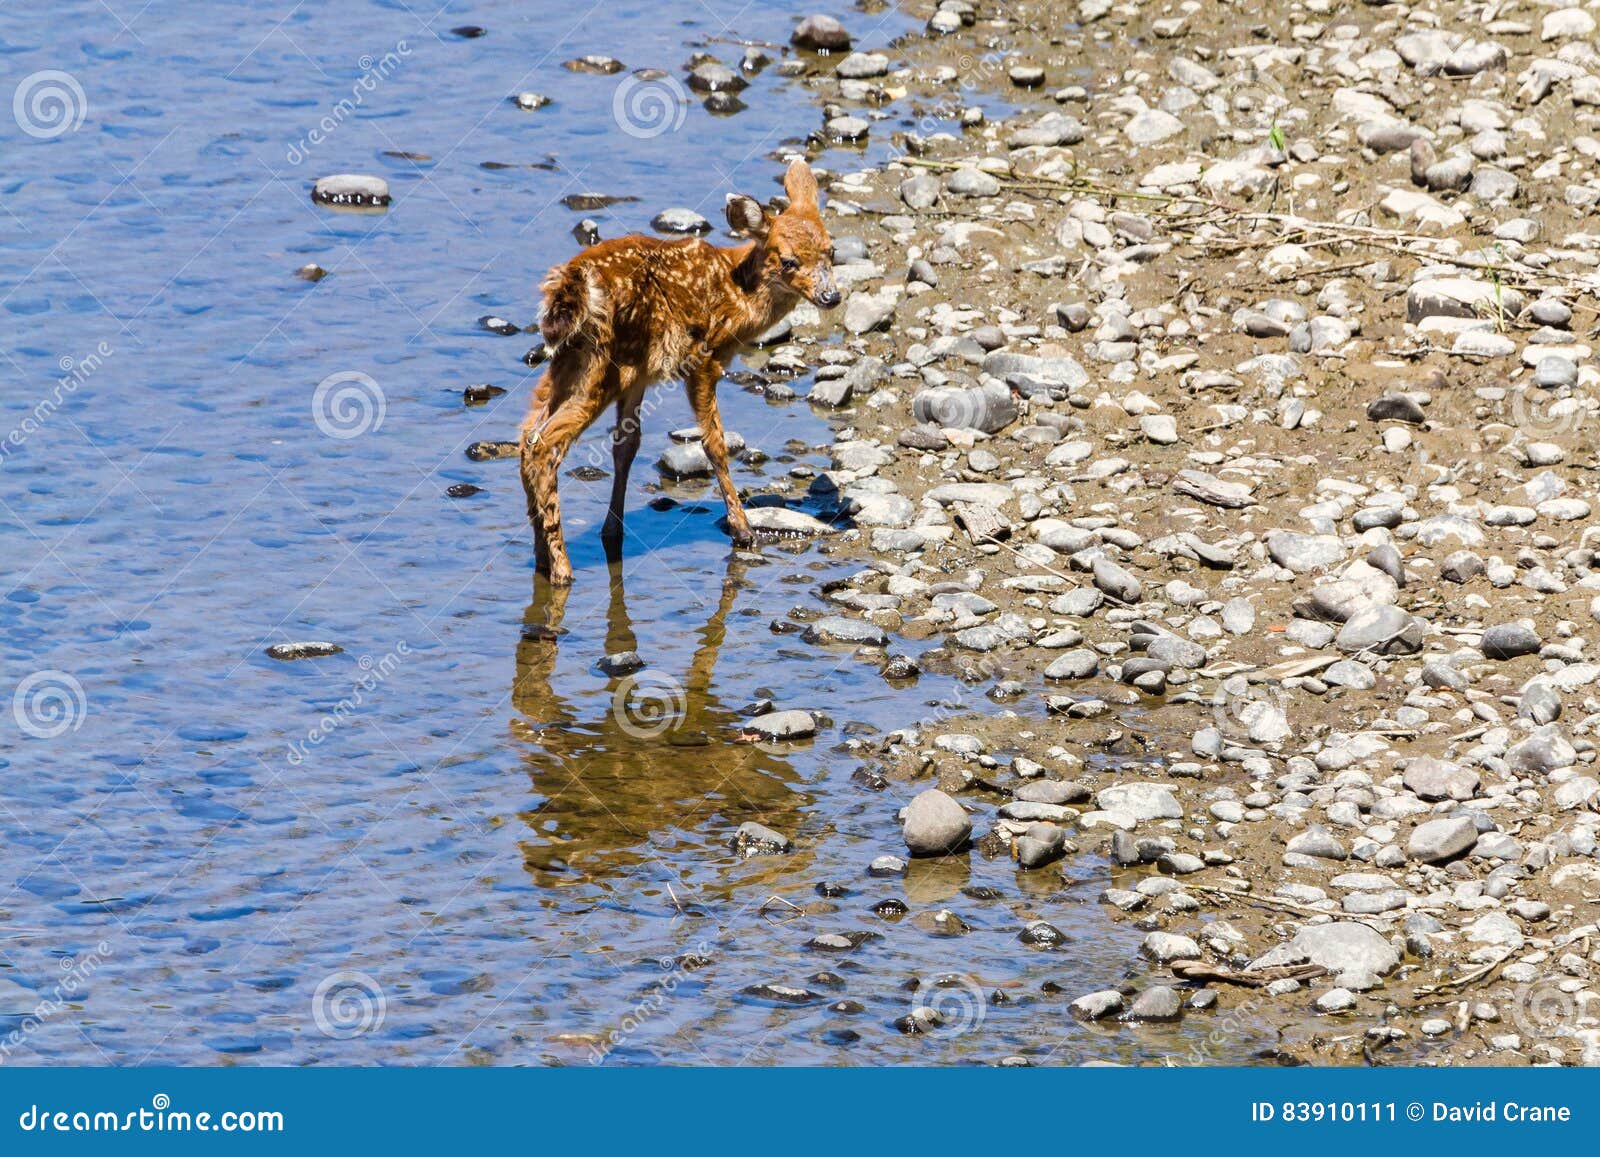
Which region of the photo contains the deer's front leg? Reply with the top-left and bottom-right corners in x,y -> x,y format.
687,363 -> 751,547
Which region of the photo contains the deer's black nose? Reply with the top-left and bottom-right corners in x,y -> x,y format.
816,289 -> 841,309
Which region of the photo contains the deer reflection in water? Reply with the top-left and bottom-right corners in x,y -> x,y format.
511,561 -> 810,889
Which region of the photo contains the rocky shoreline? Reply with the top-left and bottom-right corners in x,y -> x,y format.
726,1 -> 1600,1065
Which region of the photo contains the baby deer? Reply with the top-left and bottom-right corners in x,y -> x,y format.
519,159 -> 838,587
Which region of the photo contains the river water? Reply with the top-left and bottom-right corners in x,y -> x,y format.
0,0 -> 1276,1065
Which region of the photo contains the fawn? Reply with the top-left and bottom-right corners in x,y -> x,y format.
518,159 -> 838,587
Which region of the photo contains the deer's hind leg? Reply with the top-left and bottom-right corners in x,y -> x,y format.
601,369 -> 645,562
520,350 -> 609,587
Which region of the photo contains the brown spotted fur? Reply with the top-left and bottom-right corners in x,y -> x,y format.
519,160 -> 837,586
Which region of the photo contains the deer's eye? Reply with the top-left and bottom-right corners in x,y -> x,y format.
779,256 -> 800,273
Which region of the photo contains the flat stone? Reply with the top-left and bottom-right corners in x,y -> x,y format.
1069,990 -> 1124,1021
1407,816 -> 1479,863
1402,757 -> 1480,802
1097,782 -> 1182,821
1252,922 -> 1399,989
802,616 -> 888,646
1266,532 -> 1347,574
1140,931 -> 1200,963
744,710 -> 816,741
312,174 -> 391,208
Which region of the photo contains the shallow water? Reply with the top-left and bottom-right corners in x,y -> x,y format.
0,1 -> 1282,1064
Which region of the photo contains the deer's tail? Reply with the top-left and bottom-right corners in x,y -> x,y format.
539,262 -> 605,351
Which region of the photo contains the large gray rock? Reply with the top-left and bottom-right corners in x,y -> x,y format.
1092,557 -> 1142,603
1140,931 -> 1200,963
1336,605 -> 1424,654
731,821 -> 792,857
1266,531 -> 1347,574
1125,985 -> 1183,1021
1408,815 -> 1479,863
1406,277 -> 1525,323
1506,727 -> 1577,774
1097,781 -> 1182,821
902,789 -> 972,856
1480,623 -> 1540,659
980,350 -> 1089,391
1044,649 -> 1099,680
1252,922 -> 1399,989
1402,757 -> 1479,801
910,382 -> 1017,433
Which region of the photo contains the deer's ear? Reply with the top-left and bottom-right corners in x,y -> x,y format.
725,194 -> 771,239
783,159 -> 818,210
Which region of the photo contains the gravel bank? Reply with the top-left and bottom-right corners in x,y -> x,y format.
739,1 -> 1600,1065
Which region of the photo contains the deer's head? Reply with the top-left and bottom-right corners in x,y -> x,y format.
726,159 -> 840,310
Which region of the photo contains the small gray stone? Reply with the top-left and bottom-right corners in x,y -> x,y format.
731,821 -> 792,857
1125,986 -> 1183,1022
1069,989 -> 1124,1021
